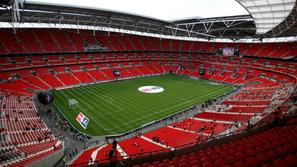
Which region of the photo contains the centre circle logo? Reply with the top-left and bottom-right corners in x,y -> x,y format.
138,86 -> 164,94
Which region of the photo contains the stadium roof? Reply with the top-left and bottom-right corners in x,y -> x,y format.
236,0 -> 296,34
0,0 -> 296,42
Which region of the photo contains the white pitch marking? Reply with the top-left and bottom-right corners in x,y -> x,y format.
102,95 -> 114,103
82,110 -> 110,131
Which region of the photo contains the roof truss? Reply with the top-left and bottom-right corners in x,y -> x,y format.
0,0 -> 296,40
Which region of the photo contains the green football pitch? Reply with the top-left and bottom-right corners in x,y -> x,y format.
53,74 -> 234,136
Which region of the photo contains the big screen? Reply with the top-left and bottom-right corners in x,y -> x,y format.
223,47 -> 235,56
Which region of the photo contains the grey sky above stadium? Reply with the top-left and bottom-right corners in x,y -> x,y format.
27,0 -> 249,21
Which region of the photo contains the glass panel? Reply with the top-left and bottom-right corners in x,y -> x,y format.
236,0 -> 295,34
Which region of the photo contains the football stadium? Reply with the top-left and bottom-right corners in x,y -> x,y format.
0,0 -> 297,167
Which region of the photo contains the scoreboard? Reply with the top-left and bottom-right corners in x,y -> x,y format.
222,47 -> 240,56
223,47 -> 235,56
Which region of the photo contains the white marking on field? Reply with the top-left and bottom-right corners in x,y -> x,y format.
98,95 -> 124,113
102,95 -> 114,103
77,97 -> 123,131
138,86 -> 164,94
78,98 -> 94,110
165,94 -> 204,105
81,110 -> 110,131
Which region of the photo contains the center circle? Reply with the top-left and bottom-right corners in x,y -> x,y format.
138,86 -> 164,94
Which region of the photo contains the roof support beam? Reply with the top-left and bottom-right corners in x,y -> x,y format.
223,20 -> 235,27
202,22 -> 213,33
165,25 -> 215,38
176,18 -> 252,26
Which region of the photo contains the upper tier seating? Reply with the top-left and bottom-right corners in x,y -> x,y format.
0,29 -> 296,58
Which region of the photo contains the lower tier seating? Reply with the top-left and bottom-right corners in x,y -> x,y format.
0,96 -> 62,166
134,120 -> 297,167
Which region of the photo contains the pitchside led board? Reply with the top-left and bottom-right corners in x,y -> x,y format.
76,112 -> 89,129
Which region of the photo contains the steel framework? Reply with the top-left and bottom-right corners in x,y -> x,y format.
0,0 -> 296,42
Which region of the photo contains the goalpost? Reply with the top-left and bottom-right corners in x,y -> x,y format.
69,99 -> 79,109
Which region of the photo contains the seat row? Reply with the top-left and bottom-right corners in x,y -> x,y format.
1,29 -> 296,58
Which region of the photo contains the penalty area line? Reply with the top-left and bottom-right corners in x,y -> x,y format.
81,110 -> 110,132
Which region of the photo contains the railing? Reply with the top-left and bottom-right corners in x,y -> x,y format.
30,146 -> 65,167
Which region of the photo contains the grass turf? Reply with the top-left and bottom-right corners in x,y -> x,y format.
53,74 -> 234,136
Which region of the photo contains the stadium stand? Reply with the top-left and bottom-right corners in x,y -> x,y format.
0,29 -> 297,58
0,0 -> 296,164
0,0 -> 297,163
0,21 -> 296,167
0,96 -> 62,166
133,119 -> 297,167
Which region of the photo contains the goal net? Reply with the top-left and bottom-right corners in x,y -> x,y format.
69,99 -> 79,109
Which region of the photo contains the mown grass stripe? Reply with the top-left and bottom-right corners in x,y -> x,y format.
53,74 -> 233,136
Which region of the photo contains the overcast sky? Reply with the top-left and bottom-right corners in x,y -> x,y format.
27,0 -> 248,21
